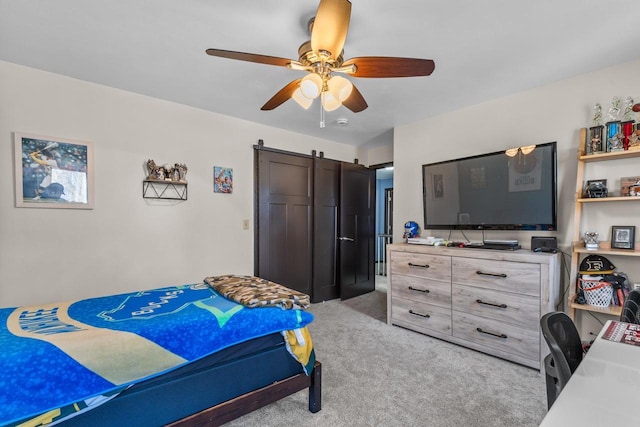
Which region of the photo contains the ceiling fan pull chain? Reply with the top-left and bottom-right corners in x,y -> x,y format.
320,102 -> 325,128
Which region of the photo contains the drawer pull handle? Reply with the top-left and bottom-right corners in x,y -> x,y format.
476,270 -> 507,278
476,299 -> 507,309
409,310 -> 431,318
408,286 -> 430,294
476,328 -> 508,339
408,262 -> 430,269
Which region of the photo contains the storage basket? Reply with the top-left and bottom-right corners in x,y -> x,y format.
579,278 -> 613,308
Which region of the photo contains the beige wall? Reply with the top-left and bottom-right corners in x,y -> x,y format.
393,59 -> 640,335
0,61 -> 359,307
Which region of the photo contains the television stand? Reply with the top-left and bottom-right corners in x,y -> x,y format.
387,243 -> 561,370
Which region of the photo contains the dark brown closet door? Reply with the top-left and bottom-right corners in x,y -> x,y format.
255,150 -> 312,295
339,162 -> 375,300
313,157 -> 340,302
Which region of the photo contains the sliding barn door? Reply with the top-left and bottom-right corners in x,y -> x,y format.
255,147 -> 375,302
339,162 -> 375,300
255,150 -> 312,295
313,157 -> 340,302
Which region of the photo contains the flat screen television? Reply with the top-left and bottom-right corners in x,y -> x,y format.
421,142 -> 557,231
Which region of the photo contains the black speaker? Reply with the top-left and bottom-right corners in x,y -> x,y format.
531,236 -> 558,253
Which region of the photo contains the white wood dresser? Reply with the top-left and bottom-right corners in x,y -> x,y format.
387,243 -> 561,370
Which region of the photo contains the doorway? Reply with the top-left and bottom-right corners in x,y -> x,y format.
373,164 -> 394,292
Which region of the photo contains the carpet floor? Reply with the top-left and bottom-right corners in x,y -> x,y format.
225,288 -> 548,427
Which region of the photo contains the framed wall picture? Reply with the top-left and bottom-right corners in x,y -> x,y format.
13,132 -> 94,209
611,225 -> 635,250
213,166 -> 233,194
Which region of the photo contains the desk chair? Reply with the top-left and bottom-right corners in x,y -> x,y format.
620,290 -> 640,324
540,312 -> 583,409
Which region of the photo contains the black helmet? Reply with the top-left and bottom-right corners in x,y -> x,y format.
585,181 -> 608,198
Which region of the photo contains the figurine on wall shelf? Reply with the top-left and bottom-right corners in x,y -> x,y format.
592,103 -> 602,127
608,96 -> 621,121
623,97 -> 635,121
146,159 -> 188,182
584,231 -> 599,251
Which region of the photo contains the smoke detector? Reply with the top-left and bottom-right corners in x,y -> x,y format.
336,118 -> 349,126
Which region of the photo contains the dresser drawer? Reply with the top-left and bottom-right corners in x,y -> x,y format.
452,284 -> 539,331
392,275 -> 451,308
452,312 -> 539,362
390,252 -> 451,282
452,257 -> 540,297
391,297 -> 451,335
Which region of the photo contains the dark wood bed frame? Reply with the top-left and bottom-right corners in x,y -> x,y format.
168,360 -> 322,427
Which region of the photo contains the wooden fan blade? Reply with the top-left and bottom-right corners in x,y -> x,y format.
206,48 -> 294,67
343,57 -> 435,78
261,79 -> 302,111
310,0 -> 351,61
342,83 -> 367,113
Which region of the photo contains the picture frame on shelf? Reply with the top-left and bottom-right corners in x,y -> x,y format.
611,225 -> 636,250
620,176 -> 640,197
13,132 -> 94,209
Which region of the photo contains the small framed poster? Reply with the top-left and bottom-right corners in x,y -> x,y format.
213,166 -> 233,194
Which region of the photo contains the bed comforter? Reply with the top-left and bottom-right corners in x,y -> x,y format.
0,283 -> 314,426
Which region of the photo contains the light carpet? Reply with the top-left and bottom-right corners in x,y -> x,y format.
225,290 -> 548,427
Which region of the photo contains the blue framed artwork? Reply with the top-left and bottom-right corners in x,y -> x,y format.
213,166 -> 233,194
14,132 -> 94,209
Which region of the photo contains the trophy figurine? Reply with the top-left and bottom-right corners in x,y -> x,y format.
592,103 -> 602,127
623,96 -> 635,121
584,231 -> 599,251
608,96 -> 621,122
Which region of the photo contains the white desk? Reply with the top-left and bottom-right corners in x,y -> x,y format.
539,320 -> 640,426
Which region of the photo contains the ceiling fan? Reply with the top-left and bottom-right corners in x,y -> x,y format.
206,0 -> 435,116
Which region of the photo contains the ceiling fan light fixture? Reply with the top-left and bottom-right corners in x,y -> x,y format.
505,148 -> 519,157
300,73 -> 323,99
292,88 -> 313,109
520,144 -> 537,155
321,91 -> 341,111
327,75 -> 353,102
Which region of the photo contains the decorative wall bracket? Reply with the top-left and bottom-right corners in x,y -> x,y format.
143,180 -> 187,200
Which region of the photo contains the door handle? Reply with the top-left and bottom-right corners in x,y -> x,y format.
338,237 -> 355,242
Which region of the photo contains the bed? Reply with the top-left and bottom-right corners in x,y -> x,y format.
0,276 -> 321,426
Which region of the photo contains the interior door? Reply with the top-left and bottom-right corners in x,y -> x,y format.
339,162 -> 375,300
313,157 -> 340,302
255,149 -> 313,295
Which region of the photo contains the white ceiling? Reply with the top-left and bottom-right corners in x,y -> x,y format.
1,0 -> 639,147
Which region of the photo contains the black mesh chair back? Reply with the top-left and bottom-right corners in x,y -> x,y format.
540,311 -> 583,409
620,290 -> 640,324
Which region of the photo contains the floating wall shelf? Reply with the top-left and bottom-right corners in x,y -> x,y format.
142,180 -> 187,200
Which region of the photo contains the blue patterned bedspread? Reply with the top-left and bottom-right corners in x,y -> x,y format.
0,283 -> 314,425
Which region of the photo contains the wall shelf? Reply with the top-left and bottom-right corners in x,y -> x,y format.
579,149 -> 640,163
569,294 -> 622,316
572,242 -> 640,257
569,130 -> 640,325
143,180 -> 187,200
577,196 -> 640,203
